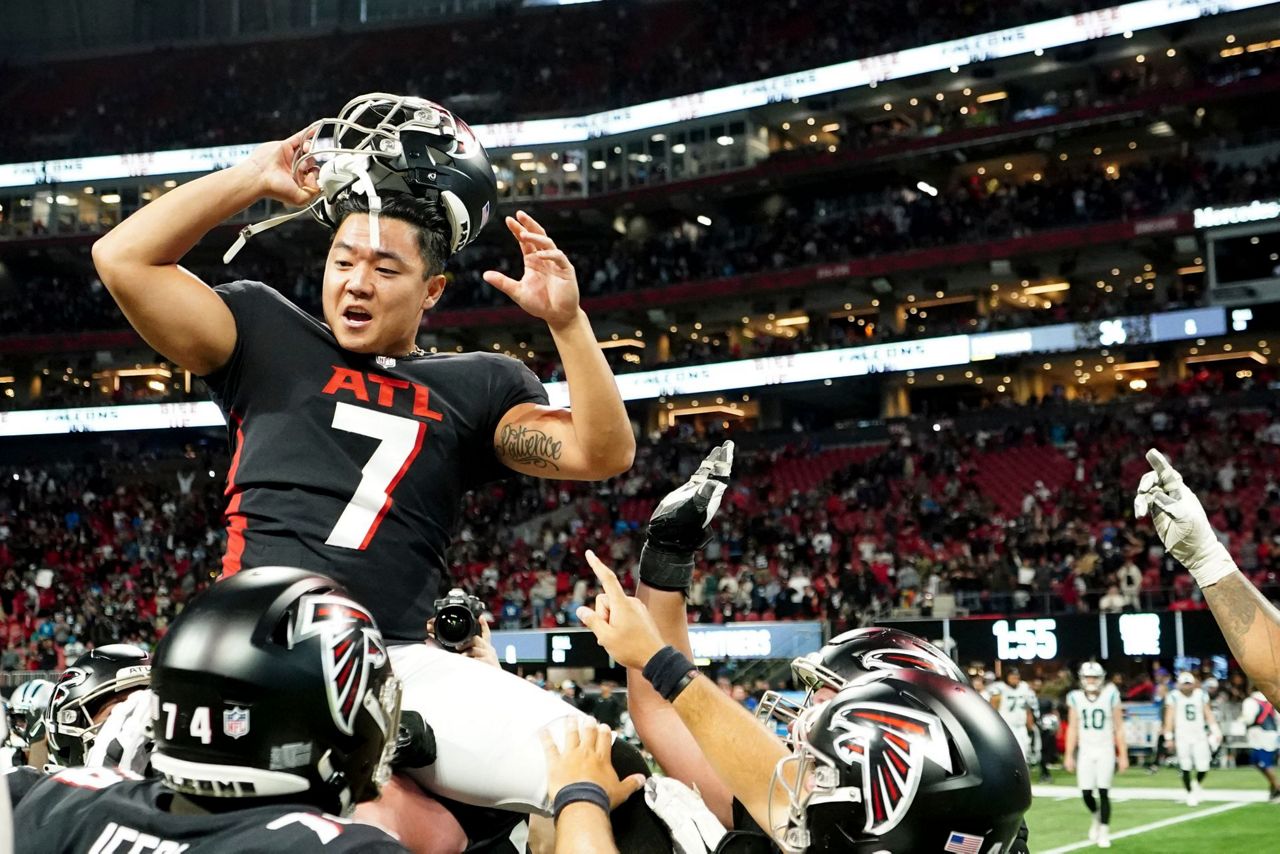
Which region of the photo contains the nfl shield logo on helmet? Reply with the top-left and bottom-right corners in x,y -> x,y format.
223,706 -> 251,739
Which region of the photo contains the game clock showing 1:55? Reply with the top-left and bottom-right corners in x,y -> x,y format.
992,618 -> 1059,661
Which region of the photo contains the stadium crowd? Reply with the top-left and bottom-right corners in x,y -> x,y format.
0,0 -> 1118,162
1,143 -> 1273,387
5,380 -> 1280,675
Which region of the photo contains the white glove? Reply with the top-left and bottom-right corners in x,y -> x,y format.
1134,449 -> 1238,587
86,688 -> 153,776
644,776 -> 727,854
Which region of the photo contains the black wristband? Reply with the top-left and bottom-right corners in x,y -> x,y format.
552,781 -> 611,820
642,645 -> 700,702
638,543 -> 696,592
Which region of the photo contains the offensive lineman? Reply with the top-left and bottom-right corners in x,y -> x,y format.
1162,672 -> 1220,805
89,93 -> 636,834
991,668 -> 1038,761
1065,662 -> 1128,849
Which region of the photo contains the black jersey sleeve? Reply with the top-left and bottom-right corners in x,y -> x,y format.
3,765 -> 44,810
200,280 -> 301,396
463,354 -> 552,489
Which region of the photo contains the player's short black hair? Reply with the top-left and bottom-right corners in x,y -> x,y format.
330,192 -> 450,278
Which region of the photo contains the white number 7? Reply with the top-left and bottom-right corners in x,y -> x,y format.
325,402 -> 426,550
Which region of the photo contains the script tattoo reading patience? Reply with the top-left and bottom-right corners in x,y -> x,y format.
497,424 -> 562,471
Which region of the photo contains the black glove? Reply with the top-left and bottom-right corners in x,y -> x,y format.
390,710 -> 437,770
1007,820 -> 1030,854
639,441 -> 734,592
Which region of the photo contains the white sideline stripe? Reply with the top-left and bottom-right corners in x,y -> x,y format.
1032,784 -> 1269,803
1040,802 -> 1247,854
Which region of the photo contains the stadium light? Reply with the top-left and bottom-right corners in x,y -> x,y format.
696,215 -> 713,226
916,181 -> 939,196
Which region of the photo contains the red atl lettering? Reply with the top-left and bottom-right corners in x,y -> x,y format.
322,366 -> 443,422
321,367 -> 369,402
367,373 -> 409,407
412,384 -> 444,422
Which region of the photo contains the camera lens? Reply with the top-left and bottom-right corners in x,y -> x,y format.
435,608 -> 474,646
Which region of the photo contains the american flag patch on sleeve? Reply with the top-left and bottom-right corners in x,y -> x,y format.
943,830 -> 984,854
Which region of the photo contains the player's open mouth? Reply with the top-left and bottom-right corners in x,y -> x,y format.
342,307 -> 373,329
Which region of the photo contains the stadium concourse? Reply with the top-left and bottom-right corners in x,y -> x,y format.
6,0 -> 1280,850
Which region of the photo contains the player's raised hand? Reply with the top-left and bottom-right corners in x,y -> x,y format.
482,211 -> 582,329
541,718 -> 645,810
577,550 -> 666,670
640,441 -> 734,591
1135,449 -> 1236,587
242,128 -> 321,207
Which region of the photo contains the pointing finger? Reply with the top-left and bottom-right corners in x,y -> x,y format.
585,550 -> 626,599
1146,449 -> 1183,487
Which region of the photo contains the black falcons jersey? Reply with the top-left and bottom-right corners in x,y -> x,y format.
4,764 -> 43,811
13,767 -> 408,853
203,282 -> 547,641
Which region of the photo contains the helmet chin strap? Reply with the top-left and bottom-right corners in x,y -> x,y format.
223,154 -> 384,264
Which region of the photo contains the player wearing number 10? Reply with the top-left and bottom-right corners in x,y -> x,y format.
1065,662 -> 1127,849
90,96 -> 635,826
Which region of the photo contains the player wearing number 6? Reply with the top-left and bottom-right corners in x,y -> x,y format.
90,95 -> 636,840
1064,662 -> 1127,849
1163,671 -> 1220,806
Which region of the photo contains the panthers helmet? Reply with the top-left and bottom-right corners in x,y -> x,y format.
46,644 -> 151,767
7,678 -> 53,744
225,93 -> 496,262
149,567 -> 401,816
774,670 -> 1031,853
1079,662 -> 1106,698
759,627 -> 966,727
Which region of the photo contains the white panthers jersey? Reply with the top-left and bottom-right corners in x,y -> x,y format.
1170,689 -> 1210,742
993,682 -> 1037,731
1068,684 -> 1121,752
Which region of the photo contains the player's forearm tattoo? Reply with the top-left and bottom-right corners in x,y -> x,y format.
1203,573 -> 1280,703
496,424 -> 562,470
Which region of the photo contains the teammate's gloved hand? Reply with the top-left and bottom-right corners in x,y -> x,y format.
643,777 -> 727,854
1134,449 -> 1238,587
86,688 -> 153,776
390,710 -> 437,770
639,441 -> 734,592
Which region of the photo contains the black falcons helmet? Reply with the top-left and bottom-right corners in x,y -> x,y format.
225,94 -> 498,263
46,644 -> 151,768
306,93 -> 496,254
775,670 -> 1031,853
759,627 -> 966,726
149,567 -> 401,816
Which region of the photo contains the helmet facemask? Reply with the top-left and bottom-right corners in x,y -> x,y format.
225,93 -> 495,263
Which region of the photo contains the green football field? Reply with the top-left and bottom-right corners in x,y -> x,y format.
1026,767 -> 1277,852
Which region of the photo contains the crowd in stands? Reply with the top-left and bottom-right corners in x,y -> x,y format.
0,444 -> 225,674
0,0 -> 1117,163
2,143 -> 1273,389
4,377 -> 1280,681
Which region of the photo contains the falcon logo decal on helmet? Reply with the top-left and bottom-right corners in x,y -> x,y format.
828,702 -> 953,835
293,595 -> 389,737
